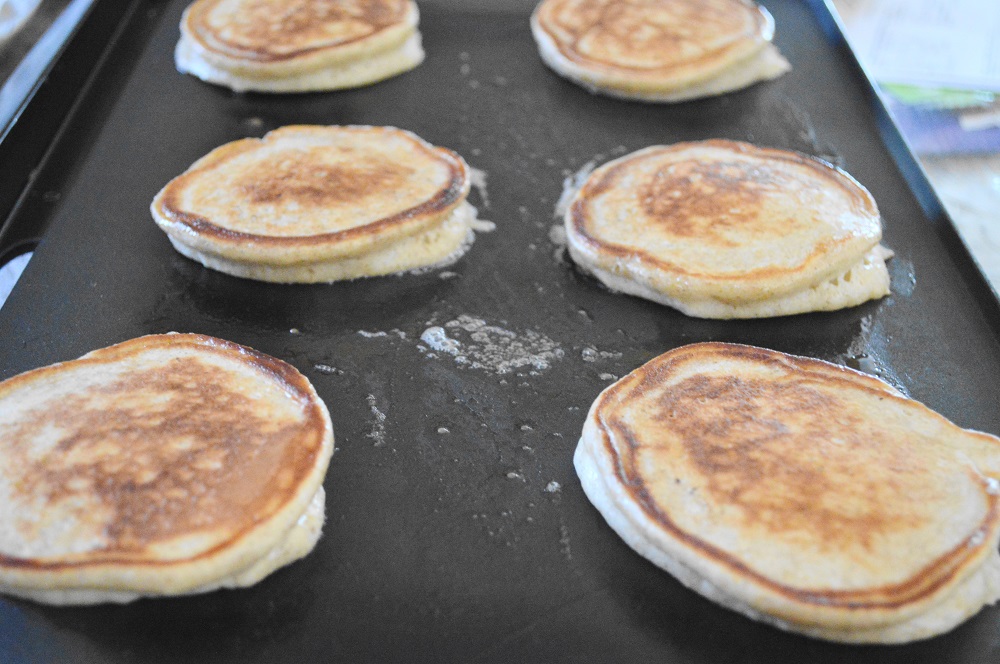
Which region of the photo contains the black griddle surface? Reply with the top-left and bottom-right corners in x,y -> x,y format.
2,1 -> 1000,662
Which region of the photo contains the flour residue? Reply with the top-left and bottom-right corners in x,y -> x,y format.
580,347 -> 622,362
358,329 -> 406,339
548,223 -> 567,247
419,315 -> 564,375
421,326 -> 462,355
469,166 -> 491,210
470,218 -> 496,232
366,394 -> 387,447
548,223 -> 569,264
559,520 -> 572,561
554,159 -> 599,220
844,314 -> 873,359
547,160 -> 599,256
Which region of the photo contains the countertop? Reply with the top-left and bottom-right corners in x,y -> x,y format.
831,0 -> 1000,292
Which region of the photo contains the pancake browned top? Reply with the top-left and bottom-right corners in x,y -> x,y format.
567,140 -> 881,303
151,125 -> 469,265
533,0 -> 773,87
0,334 -> 332,588
183,0 -> 414,64
589,343 -> 1000,626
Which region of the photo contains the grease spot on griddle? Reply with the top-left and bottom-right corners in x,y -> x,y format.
835,314 -> 908,396
889,254 -> 917,297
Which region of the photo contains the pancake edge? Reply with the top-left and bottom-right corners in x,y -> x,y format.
0,486 -> 327,605
176,29 -> 424,93
0,333 -> 335,598
564,141 -> 885,314
150,125 -> 472,266
573,342 -> 1000,642
569,242 -> 892,319
575,436 -> 1000,643
164,200 -> 481,283
530,1 -> 789,102
177,0 -> 421,89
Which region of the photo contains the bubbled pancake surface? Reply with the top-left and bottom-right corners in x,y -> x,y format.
566,140 -> 885,308
151,125 -> 470,266
532,0 -> 778,92
0,333 -> 333,599
183,0 -> 415,64
576,343 -> 1000,640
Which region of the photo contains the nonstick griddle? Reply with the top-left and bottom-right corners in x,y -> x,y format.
2,1 -> 1000,662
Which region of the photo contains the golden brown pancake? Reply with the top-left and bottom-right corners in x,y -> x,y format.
0,333 -> 334,604
531,0 -> 790,102
176,0 -> 423,92
565,140 -> 892,318
575,342 -> 1000,642
151,125 -> 482,283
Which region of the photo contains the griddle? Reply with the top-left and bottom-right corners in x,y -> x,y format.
2,1 -> 1000,662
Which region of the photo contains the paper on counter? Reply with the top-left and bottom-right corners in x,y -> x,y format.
0,0 -> 41,43
841,0 -> 1000,93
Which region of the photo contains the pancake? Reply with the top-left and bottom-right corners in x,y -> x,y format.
151,125 -> 482,283
176,0 -> 423,93
565,140 -> 891,318
575,342 -> 1000,643
0,333 -> 334,604
531,0 -> 790,102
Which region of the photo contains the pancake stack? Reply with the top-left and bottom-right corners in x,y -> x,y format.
565,140 -> 892,318
151,125 -> 479,283
531,0 -> 790,102
176,0 -> 423,92
0,333 -> 333,604
575,342 -> 1000,643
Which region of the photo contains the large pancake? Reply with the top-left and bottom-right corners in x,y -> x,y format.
176,0 -> 423,92
566,140 -> 891,318
531,0 -> 790,101
0,333 -> 334,604
151,125 -> 479,283
575,342 -> 1000,643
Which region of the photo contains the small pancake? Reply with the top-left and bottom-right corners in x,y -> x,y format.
0,333 -> 334,604
151,125 -> 481,283
566,140 -> 891,318
575,342 -> 1000,643
531,0 -> 790,102
176,0 -> 423,92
